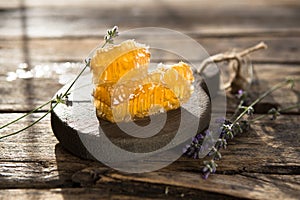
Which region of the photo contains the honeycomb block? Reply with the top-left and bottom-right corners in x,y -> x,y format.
91,40 -> 194,123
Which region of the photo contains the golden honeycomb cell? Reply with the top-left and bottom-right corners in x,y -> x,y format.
94,82 -> 180,122
157,61 -> 194,82
90,40 -> 150,84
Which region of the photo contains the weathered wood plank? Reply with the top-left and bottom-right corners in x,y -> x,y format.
107,173 -> 300,200
0,174 -> 298,200
0,63 -> 298,112
0,186 -> 238,200
1,37 -> 300,67
20,0 -> 300,8
0,163 -> 298,199
0,113 -> 299,199
2,113 -> 299,165
0,0 -> 19,9
1,0 -> 300,38
0,78 -> 62,111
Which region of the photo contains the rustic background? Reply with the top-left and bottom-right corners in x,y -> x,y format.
0,0 -> 299,199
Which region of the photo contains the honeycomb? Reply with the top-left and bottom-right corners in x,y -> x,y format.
90,40 -> 194,122
90,40 -> 150,84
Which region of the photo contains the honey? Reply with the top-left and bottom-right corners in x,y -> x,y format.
91,40 -> 194,122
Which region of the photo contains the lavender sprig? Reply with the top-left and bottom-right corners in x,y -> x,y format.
184,78 -> 298,179
103,26 -> 119,47
0,26 -> 119,140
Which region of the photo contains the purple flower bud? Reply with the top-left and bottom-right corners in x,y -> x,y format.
192,137 -> 198,143
204,129 -> 210,136
196,133 -> 204,140
193,153 -> 198,159
238,89 -> 244,95
202,171 -> 210,180
212,167 -> 216,173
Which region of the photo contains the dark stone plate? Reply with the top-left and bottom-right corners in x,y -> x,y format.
51,72 -> 211,162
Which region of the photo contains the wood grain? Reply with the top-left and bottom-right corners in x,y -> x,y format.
0,114 -> 299,199
0,186 -> 239,200
1,37 -> 300,70
1,0 -> 300,199
1,0 -> 300,38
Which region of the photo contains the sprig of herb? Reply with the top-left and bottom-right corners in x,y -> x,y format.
0,26 -> 119,140
184,78 -> 299,179
232,78 -> 295,124
249,103 -> 300,122
103,26 -> 119,46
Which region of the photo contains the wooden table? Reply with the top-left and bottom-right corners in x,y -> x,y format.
0,0 -> 299,199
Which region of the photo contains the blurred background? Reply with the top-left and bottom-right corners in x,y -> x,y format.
0,0 -> 299,110
1,0 -> 300,110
